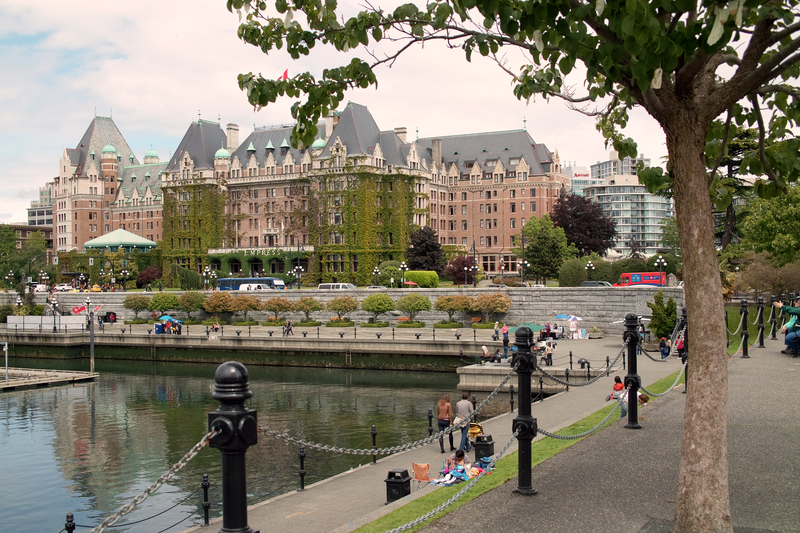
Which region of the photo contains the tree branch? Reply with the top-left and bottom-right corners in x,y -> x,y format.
708,109 -> 733,185
752,83 -> 800,97
748,94 -> 782,187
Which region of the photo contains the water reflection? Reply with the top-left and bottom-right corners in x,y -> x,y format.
0,358 -> 458,533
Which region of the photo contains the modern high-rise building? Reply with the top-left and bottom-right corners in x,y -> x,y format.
590,152 -> 651,182
27,185 -> 53,226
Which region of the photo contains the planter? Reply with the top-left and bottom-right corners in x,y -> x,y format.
588,332 -> 604,339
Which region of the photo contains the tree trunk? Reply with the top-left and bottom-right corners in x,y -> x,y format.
667,121 -> 732,532
720,202 -> 736,250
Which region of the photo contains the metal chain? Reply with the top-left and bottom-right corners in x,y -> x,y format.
726,312 -> 745,336
383,429 -> 520,533
767,304 -> 775,324
537,346 -> 624,387
748,306 -> 762,326
729,333 -> 746,356
90,430 -> 217,533
639,363 -> 687,397
537,389 -> 626,440
259,364 -> 519,455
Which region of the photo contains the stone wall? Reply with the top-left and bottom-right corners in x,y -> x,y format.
0,287 -> 684,334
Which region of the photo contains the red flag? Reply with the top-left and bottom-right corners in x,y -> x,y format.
72,305 -> 86,314
93,305 -> 102,313
278,69 -> 288,80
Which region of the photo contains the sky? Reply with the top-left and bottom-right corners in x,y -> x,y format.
0,0 -> 667,223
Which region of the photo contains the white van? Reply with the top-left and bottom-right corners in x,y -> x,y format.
317,283 -> 357,290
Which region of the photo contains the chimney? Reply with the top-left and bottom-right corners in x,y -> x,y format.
226,123 -> 239,152
432,139 -> 442,167
394,127 -> 407,143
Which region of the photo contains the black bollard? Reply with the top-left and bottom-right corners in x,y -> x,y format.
371,425 -> 378,465
298,447 -> 306,491
586,361 -> 591,380
509,384 -> 515,412
606,356 -> 610,369
624,313 -> 642,429
65,512 -> 76,533
471,394 -> 477,410
317,326 -> 320,338
511,325 -> 537,495
757,296 -> 765,348
770,295 -> 778,340
432,328 -> 435,340
249,326 -> 251,337
740,299 -> 750,359
207,361 -> 259,533
354,326 -> 357,339
569,351 -> 573,369
565,368 -> 570,392
339,332 -> 344,339
392,327 -> 395,339
202,474 -> 211,525
474,329 -> 476,341
427,409 -> 434,437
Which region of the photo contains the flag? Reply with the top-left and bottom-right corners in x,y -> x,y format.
93,305 -> 102,313
72,305 -> 86,314
278,69 -> 288,80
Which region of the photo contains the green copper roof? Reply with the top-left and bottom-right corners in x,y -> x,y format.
102,144 -> 117,154
145,148 -> 158,158
281,138 -> 290,148
215,144 -> 231,159
266,139 -> 275,150
84,228 -> 157,249
247,141 -> 256,151
311,137 -> 327,149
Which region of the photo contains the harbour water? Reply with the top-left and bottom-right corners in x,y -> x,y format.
0,357 -> 459,533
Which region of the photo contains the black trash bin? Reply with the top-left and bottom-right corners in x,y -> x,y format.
473,434 -> 495,460
384,469 -> 411,504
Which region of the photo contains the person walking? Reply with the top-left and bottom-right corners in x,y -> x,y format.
455,392 -> 474,452
501,323 -> 508,340
502,335 -> 510,359
493,321 -> 499,340
659,337 -> 670,359
436,394 -> 455,453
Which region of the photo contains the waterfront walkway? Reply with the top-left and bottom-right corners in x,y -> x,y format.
183,339 -> 689,533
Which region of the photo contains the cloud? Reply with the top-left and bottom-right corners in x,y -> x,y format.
0,0 -> 667,224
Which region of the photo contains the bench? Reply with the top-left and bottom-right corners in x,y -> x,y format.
471,317 -> 483,323
398,317 -> 410,323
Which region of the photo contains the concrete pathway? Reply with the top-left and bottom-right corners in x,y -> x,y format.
182,338 -> 684,533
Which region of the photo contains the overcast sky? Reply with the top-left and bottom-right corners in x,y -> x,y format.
0,0 -> 667,223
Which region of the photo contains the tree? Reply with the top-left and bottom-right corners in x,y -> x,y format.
263,297 -> 293,320
0,225 -> 16,270
647,290 -> 678,340
137,266 -> 163,286
326,295 -> 359,320
203,291 -> 236,322
741,185 -> 800,267
293,296 -> 324,322
148,293 -> 179,316
178,291 -> 206,319
646,253 -> 680,278
361,293 -> 394,322
521,215 -> 574,283
612,258 -> 649,282
407,227 -> 446,274
123,294 -> 151,319
659,216 -> 681,257
443,255 -> 480,286
584,255 -> 615,284
558,258 -> 588,287
228,2 -> 800,527
434,294 -> 471,322
233,295 -> 261,321
551,193 -> 617,256
396,293 -> 431,321
740,252 -> 800,297
379,266 -> 401,288
470,292 -> 512,323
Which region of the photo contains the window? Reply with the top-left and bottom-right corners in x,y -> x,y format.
480,236 -> 485,245
510,218 -> 516,228
461,192 -> 467,200
480,204 -> 484,213
462,220 -> 468,230
480,220 -> 484,228
461,205 -> 467,215
521,202 -> 526,211
510,203 -> 516,213
530,188 -> 536,197
531,201 -> 536,211
462,237 -> 467,245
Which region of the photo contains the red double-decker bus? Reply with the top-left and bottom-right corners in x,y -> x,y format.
613,272 -> 666,287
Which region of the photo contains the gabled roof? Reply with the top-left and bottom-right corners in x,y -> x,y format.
68,116 -> 139,177
320,102 -> 382,159
84,229 -> 157,249
116,162 -> 167,203
232,122 -> 327,168
165,119 -> 227,172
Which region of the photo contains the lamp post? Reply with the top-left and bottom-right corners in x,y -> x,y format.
5,270 -> 13,291
520,260 -> 529,284
500,263 -> 505,285
50,295 -> 58,333
16,296 -> 23,315
120,269 -> 129,292
78,273 -> 86,291
585,260 -> 595,281
399,261 -> 408,286
85,297 -> 95,372
471,241 -> 478,288
463,266 -> 468,287
39,269 -> 49,289
203,265 -> 212,291
655,255 -> 667,286
293,265 -> 304,290
372,267 -> 380,286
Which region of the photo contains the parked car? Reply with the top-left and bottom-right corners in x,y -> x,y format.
317,283 -> 357,290
580,281 -> 613,287
55,283 -> 73,292
90,284 -> 103,292
366,285 -> 387,290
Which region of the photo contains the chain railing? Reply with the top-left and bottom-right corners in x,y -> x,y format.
748,306 -> 762,326
537,346 -> 625,387
383,429 -> 520,533
726,312 -> 745,336
639,364 -> 687,397
729,333 -> 747,356
89,430 -> 217,533
260,364 -> 519,456
537,389 -> 627,440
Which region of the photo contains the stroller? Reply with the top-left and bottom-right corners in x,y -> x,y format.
468,422 -> 483,446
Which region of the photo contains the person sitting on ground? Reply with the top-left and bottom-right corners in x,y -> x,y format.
482,348 -> 501,363
481,345 -> 490,362
776,297 -> 800,355
445,449 -> 471,472
212,322 -> 220,332
619,390 -> 649,419
606,376 -> 624,401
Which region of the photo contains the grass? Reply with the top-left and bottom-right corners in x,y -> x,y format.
353,369 -> 685,533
